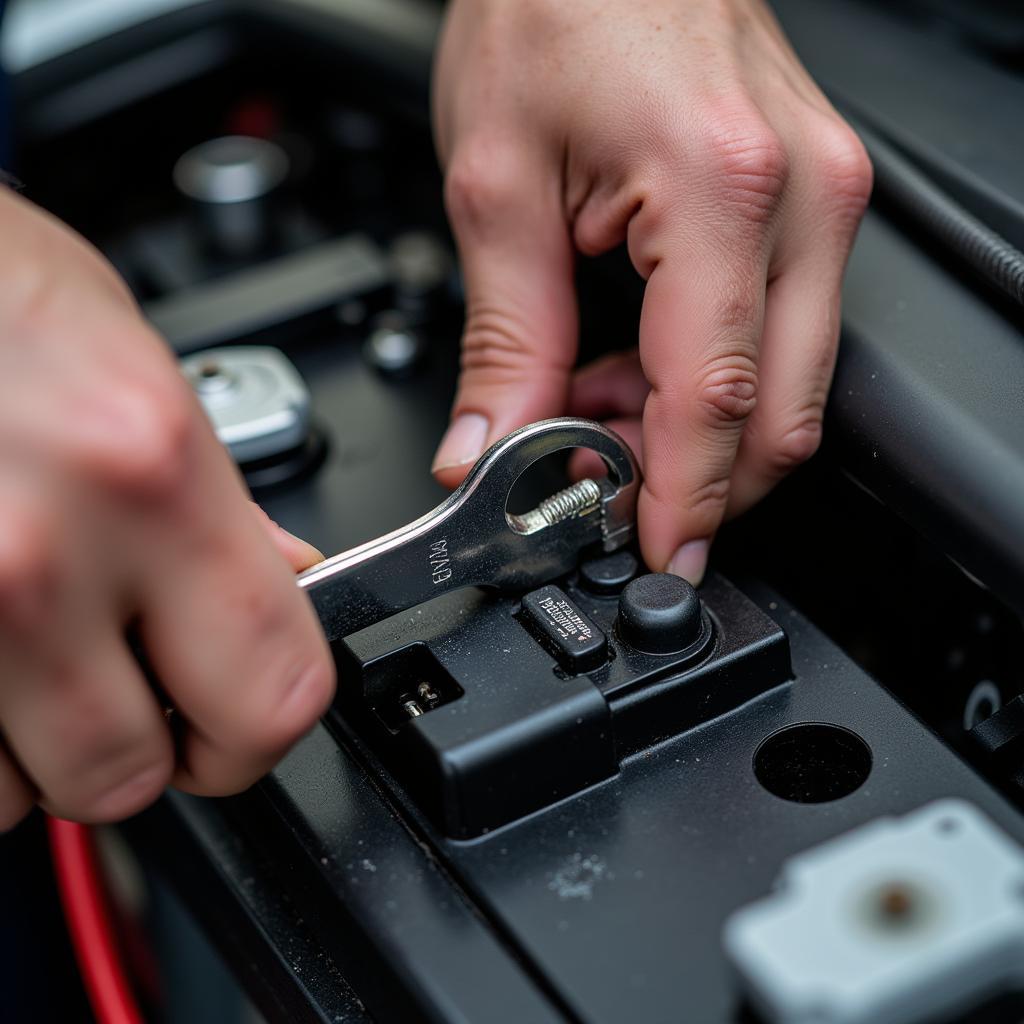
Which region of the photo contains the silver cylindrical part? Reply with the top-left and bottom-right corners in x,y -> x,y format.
173,136 -> 290,259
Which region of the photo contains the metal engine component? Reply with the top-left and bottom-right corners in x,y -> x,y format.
181,345 -> 311,465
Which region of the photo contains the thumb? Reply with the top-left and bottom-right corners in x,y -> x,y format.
249,502 -> 324,573
431,146 -> 577,488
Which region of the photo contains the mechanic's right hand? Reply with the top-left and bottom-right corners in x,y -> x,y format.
0,188 -> 336,830
431,0 -> 873,586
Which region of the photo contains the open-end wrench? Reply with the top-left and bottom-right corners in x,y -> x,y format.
297,417 -> 640,643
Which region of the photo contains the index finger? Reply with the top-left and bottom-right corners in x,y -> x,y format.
636,253 -> 765,582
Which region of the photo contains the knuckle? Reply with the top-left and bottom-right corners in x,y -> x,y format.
458,303 -> 573,387
53,714 -> 173,823
816,122 -> 874,213
0,511 -> 54,629
82,375 -> 196,498
445,139 -> 524,231
644,468 -> 731,529
685,474 -> 733,522
236,577 -> 303,647
460,305 -> 538,375
224,584 -> 335,756
245,655 -> 336,757
704,113 -> 790,221
76,758 -> 172,823
695,354 -> 759,427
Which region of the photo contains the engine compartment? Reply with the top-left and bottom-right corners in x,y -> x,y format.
5,2 -> 1024,1022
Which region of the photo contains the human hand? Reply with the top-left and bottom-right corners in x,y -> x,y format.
0,188 -> 335,829
431,0 -> 872,582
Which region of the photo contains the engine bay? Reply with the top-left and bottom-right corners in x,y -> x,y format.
5,2 -> 1024,1022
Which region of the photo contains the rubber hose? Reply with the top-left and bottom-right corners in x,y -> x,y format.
850,115 -> 1024,308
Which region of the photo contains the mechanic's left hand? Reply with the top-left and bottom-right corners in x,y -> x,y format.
430,0 -> 872,584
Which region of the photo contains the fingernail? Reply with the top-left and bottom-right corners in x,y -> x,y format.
667,539 -> 710,586
432,413 -> 490,474
89,763 -> 170,821
251,503 -> 325,570
280,528 -> 323,561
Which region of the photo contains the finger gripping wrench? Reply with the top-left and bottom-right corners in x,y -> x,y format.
297,418 -> 640,643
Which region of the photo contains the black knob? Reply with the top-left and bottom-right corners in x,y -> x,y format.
579,550 -> 639,596
616,573 -> 702,655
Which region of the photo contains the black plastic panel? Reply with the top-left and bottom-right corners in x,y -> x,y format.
830,212 -> 1024,614
772,0 -> 1024,250
239,591 -> 1024,1024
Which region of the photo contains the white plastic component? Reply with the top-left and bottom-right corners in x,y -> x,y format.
181,346 -> 311,465
724,800 -> 1024,1024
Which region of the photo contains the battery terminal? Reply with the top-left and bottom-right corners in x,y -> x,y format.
400,681 -> 443,720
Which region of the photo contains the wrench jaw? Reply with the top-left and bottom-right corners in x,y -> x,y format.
598,475 -> 639,553
494,417 -> 641,552
565,420 -> 641,555
490,507 -> 609,593
488,425 -> 641,591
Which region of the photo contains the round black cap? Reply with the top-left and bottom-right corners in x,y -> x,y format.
579,550 -> 639,596
616,573 -> 702,655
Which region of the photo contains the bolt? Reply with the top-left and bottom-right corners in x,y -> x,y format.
189,360 -> 236,396
364,311 -> 424,376
417,682 -> 440,706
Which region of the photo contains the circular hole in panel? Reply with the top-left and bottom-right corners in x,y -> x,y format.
754,723 -> 872,803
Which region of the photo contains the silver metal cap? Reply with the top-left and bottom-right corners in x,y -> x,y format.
173,136 -> 289,205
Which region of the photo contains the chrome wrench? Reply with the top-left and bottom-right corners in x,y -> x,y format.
297,417 -> 640,643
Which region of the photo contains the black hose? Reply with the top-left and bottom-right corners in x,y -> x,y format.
849,115 -> 1024,308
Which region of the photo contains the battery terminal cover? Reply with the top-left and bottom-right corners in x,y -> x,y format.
724,799 -> 1024,1024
